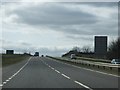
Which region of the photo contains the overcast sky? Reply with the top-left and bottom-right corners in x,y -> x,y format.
0,1 -> 118,56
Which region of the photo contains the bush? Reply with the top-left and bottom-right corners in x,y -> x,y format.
107,37 -> 120,59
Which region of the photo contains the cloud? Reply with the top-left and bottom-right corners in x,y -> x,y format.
3,2 -> 117,36
1,39 -> 69,56
7,3 -> 97,26
2,40 -> 70,56
1,2 -> 118,56
66,35 -> 93,41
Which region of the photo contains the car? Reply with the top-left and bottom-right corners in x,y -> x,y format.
70,54 -> 76,59
41,55 -> 44,57
111,59 -> 120,64
34,52 -> 39,56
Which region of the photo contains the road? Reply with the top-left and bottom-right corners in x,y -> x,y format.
1,57 -> 119,89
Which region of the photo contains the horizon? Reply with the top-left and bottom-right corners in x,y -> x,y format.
0,1 -> 118,56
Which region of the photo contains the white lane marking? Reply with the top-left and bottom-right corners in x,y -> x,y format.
51,67 -> 54,70
47,57 -> 120,77
1,57 -> 32,87
55,70 -> 60,73
74,81 -> 93,90
61,74 -> 70,79
0,84 -> 3,87
10,75 -> 14,79
3,82 -> 7,84
6,80 -> 10,82
8,78 -> 12,80
42,60 -> 92,90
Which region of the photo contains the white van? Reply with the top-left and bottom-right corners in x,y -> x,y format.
70,54 -> 76,59
111,59 -> 120,64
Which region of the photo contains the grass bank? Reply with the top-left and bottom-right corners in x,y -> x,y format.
2,54 -> 31,67
46,56 -> 120,76
76,56 -> 111,63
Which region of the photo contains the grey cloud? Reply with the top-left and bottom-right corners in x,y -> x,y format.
37,47 -> 68,56
2,40 -> 68,56
4,2 -> 118,41
81,2 -> 117,7
9,3 -> 97,25
19,42 -> 31,46
46,20 -> 117,36
66,35 -> 93,41
9,3 -> 117,36
2,46 -> 68,56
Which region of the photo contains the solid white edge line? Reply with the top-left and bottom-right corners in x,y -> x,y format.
48,57 -> 120,77
61,74 -> 70,79
1,57 -> 32,86
74,81 -> 92,90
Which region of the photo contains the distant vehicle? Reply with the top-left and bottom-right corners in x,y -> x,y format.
34,52 -> 39,56
70,54 -> 76,59
111,59 -> 120,64
41,55 -> 44,57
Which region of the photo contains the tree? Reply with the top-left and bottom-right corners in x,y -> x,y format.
107,37 -> 120,59
82,45 -> 91,53
72,46 -> 80,52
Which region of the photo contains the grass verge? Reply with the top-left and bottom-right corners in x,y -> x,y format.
76,57 -> 111,63
47,56 -> 120,76
2,54 -> 31,67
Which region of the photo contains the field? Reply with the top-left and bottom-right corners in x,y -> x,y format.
2,54 -> 31,67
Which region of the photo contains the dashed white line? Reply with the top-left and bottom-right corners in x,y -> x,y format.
42,60 -> 92,90
10,75 -> 14,79
3,82 -> 7,84
8,78 -> 12,80
5,80 -> 9,82
54,70 -> 60,73
51,67 -> 54,70
61,74 -> 70,79
74,80 -> 93,90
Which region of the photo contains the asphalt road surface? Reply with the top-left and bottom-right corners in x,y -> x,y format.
1,57 -> 119,89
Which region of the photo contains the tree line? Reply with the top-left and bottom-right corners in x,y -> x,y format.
107,37 -> 120,59
62,37 -> 120,60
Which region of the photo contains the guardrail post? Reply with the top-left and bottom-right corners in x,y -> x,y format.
110,67 -> 112,70
103,66 -> 105,69
118,68 -> 120,72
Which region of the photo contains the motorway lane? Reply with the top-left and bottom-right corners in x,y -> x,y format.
42,57 -> 119,88
2,57 -> 84,88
